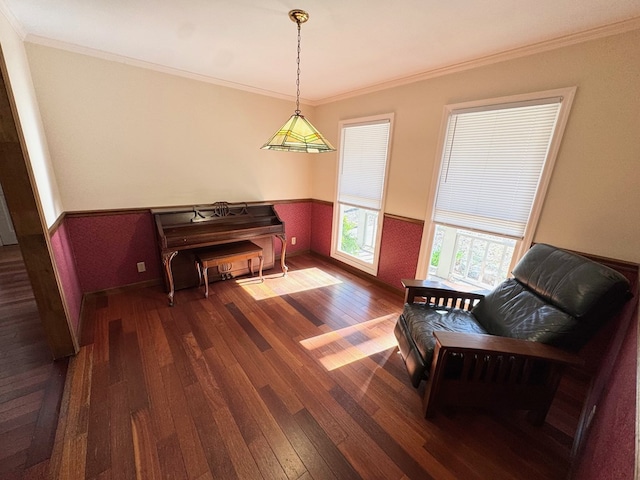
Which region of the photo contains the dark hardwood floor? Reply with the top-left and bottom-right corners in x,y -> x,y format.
49,252 -> 584,479
0,245 -> 68,480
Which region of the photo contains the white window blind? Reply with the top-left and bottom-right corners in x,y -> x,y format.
433,99 -> 562,238
338,120 -> 391,210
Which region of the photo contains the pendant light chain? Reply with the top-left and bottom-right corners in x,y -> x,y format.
260,9 -> 335,152
295,19 -> 302,115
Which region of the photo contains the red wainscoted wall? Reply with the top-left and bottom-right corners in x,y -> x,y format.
50,220 -> 83,336
310,201 -> 333,257
308,201 -> 424,290
274,202 -> 312,257
378,216 -> 423,290
60,201 -> 423,296
573,306 -> 638,479
63,202 -> 314,294
65,212 -> 162,293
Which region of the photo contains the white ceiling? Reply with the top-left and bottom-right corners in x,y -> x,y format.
3,0 -> 640,103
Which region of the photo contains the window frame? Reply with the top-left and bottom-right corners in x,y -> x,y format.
416,87 -> 577,279
331,113 -> 394,275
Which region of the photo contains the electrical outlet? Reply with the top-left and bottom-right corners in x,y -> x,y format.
136,262 -> 146,273
291,236 -> 297,245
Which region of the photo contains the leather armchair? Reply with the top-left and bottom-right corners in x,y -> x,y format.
394,243 -> 631,423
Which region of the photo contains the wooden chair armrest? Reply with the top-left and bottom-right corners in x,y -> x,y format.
423,331 -> 583,421
401,279 -> 487,311
432,331 -> 583,367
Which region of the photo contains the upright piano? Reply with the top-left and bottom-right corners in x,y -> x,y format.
153,202 -> 287,305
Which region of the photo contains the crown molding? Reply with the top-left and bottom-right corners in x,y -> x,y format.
23,34 -> 304,104
313,16 -> 640,106
16,14 -> 640,107
0,0 -> 26,39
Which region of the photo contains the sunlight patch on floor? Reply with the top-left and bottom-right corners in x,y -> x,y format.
236,267 -> 342,300
300,314 -> 398,371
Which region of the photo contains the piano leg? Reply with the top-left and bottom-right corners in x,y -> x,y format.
277,234 -> 289,276
162,251 -> 178,306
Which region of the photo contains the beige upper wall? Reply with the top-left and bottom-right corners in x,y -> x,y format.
0,12 -> 63,227
23,28 -> 640,263
25,44 -> 314,211
313,29 -> 640,263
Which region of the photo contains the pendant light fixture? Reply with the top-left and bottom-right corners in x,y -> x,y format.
261,9 -> 335,153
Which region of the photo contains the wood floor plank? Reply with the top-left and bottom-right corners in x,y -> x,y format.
108,381 -> 136,480
247,433 -> 289,480
197,315 -> 238,369
0,409 -> 39,437
160,363 -> 210,480
131,408 -> 162,480
213,312 -> 305,415
293,408 -> 362,480
24,360 -> 69,468
225,302 -> 272,352
157,433 -> 189,480
212,320 -> 270,390
262,296 -> 326,341
107,320 -> 125,386
184,303 -> 214,351
135,312 -> 177,442
121,331 -> 150,412
84,387 -> 110,479
210,403 -> 264,480
182,333 -> 227,413
183,380 -> 237,479
0,246 -> 67,478
330,383 -> 436,480
213,360 -> 308,480
202,348 -> 263,446
158,310 -> 198,388
0,390 -> 44,422
143,309 -> 174,368
0,366 -> 51,401
21,459 -> 49,480
48,252 -> 585,479
259,384 -> 338,480
0,422 -> 35,461
282,294 -> 325,327
261,348 -> 349,446
59,433 -> 87,480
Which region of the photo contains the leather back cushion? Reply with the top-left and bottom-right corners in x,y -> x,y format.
472,279 -> 579,346
472,244 -> 631,350
511,243 -> 630,318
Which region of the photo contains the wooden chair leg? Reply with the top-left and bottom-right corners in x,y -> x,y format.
423,344 -> 447,418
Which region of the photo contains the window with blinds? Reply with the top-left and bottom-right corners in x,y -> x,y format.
338,120 -> 391,210
434,99 -> 562,238
332,114 -> 393,275
420,88 -> 576,289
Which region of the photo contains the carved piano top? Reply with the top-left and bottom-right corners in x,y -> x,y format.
152,202 -> 286,252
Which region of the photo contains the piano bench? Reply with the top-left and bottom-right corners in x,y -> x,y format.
195,240 -> 264,298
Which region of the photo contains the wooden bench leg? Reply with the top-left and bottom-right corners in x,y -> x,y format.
203,266 -> 210,298
195,260 -> 203,287
248,256 -> 264,282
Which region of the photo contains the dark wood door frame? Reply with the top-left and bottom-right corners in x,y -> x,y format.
0,46 -> 77,358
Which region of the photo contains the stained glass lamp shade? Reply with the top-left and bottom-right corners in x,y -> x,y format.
261,9 -> 335,154
261,112 -> 335,153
